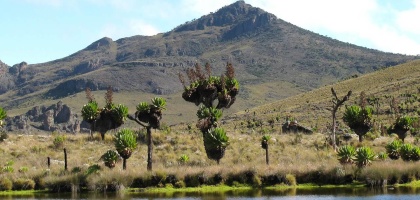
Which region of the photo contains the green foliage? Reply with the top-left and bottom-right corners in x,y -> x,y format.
114,129 -> 137,159
151,97 -> 166,110
386,140 -> 402,160
203,128 -> 230,162
261,135 -> 271,149
101,150 -> 120,168
354,146 -> 376,168
136,102 -> 150,112
337,145 -> 356,165
377,152 -> 388,160
400,143 -> 413,161
204,128 -> 230,149
85,164 -> 101,176
196,105 -> 222,121
343,105 -> 373,128
18,166 -> 29,173
179,154 -> 189,164
81,101 -> 99,122
114,104 -> 129,123
395,115 -> 416,130
411,146 -> 420,161
53,134 -> 66,149
81,90 -> 128,129
2,161 -> 14,173
0,107 -> 6,120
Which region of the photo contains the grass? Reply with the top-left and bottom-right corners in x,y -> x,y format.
1,60 -> 420,193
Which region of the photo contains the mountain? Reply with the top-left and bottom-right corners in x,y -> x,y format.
0,0 -> 418,116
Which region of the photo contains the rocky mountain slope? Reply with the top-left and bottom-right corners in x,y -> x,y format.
0,0 -> 418,118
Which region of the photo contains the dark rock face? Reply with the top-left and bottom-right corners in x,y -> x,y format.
5,101 -> 80,134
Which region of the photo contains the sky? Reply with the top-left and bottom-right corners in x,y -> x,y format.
1,0 -> 419,66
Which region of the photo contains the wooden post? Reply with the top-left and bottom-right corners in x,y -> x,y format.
47,157 -> 50,169
266,145 -> 269,165
64,148 -> 68,171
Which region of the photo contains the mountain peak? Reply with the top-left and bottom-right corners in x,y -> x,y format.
172,0 -> 276,33
84,37 -> 114,51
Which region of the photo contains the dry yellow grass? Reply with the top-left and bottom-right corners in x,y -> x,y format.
1,60 -> 420,190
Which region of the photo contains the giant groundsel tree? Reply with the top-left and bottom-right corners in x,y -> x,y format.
179,63 -> 239,164
128,97 -> 166,171
81,87 -> 128,140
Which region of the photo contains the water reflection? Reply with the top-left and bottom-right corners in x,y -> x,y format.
3,187 -> 420,199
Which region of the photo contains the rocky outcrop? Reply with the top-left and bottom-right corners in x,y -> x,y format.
282,120 -> 313,134
173,0 -> 276,35
5,101 -> 82,134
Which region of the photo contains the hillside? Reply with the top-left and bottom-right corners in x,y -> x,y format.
233,59 -> 420,133
0,0 -> 418,119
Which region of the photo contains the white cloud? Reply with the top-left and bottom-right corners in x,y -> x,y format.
128,20 -> 160,36
242,0 -> 420,55
396,0 -> 420,35
98,20 -> 160,39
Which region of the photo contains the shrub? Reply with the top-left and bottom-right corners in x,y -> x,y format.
411,146 -> 420,161
53,134 -> 66,149
179,154 -> 189,165
101,150 -> 120,169
337,145 -> 356,165
0,130 -> 8,142
174,180 -> 186,188
377,152 -> 388,160
13,178 -> 36,190
354,147 -> 376,168
400,143 -> 413,161
2,161 -> 14,173
0,177 -> 12,191
285,174 -> 297,186
386,140 -> 402,160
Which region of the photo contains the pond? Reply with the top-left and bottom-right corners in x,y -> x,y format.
2,187 -> 420,200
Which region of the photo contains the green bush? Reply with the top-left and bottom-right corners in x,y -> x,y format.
400,143 -> 413,161
411,146 -> 420,161
0,177 -> 12,191
13,178 -> 36,190
386,140 -> 402,160
53,135 -> 66,149
337,145 -> 356,165
377,152 -> 388,160
179,154 -> 189,165
354,147 -> 376,168
101,150 -> 120,169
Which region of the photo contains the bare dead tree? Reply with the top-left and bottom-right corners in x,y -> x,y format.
331,88 -> 352,151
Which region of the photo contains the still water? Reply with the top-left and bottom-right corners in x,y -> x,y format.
2,187 -> 420,199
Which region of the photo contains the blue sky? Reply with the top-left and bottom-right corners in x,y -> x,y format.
1,0 -> 419,66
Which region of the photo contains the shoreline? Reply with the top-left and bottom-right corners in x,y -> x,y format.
1,181 -> 420,196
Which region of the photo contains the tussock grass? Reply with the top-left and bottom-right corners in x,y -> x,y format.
2,61 -> 420,191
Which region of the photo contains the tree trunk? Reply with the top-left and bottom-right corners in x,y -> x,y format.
100,131 -> 105,140
332,112 -> 337,151
359,134 -> 363,142
147,127 -> 153,171
265,146 -> 269,165
123,158 -> 127,170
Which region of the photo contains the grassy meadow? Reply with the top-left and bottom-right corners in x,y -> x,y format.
1,60 -> 420,192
